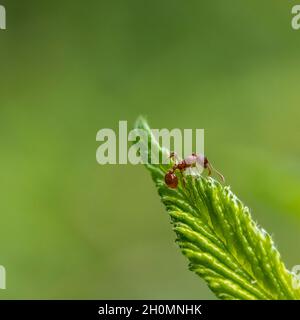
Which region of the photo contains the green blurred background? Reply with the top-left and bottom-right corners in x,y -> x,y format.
0,1 -> 300,299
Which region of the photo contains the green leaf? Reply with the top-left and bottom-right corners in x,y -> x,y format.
135,116 -> 300,300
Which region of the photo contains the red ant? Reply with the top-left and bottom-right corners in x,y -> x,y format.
164,152 -> 225,189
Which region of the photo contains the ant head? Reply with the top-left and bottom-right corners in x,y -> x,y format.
164,171 -> 178,189
203,156 -> 209,168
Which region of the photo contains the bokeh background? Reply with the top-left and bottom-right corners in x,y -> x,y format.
0,1 -> 300,299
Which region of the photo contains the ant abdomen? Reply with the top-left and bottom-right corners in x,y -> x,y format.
164,171 -> 178,189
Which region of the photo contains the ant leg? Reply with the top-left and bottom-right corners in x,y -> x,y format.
180,169 -> 186,188
207,165 -> 212,176
169,151 -> 180,165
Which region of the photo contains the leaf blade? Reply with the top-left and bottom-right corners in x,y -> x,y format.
135,117 -> 300,300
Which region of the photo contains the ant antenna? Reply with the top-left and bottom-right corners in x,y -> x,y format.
207,161 -> 225,183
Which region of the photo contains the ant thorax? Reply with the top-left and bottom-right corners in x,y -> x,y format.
171,153 -> 206,176
170,152 -> 205,166
184,154 -> 205,167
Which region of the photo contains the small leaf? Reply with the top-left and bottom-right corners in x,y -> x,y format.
135,116 -> 300,300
